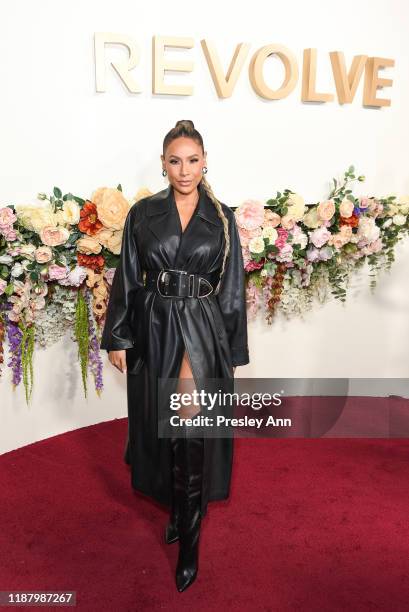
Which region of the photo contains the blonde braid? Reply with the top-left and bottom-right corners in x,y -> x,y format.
200,174 -> 230,295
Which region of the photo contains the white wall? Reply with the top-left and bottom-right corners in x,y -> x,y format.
1,0 -> 408,453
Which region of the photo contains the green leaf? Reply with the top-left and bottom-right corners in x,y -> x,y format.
104,251 -> 120,268
117,184 -> 122,192
71,195 -> 85,205
53,187 -> 62,199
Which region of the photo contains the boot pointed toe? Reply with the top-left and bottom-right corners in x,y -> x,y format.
176,565 -> 198,592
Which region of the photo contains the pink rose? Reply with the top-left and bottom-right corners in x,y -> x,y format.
281,215 -> 296,230
244,260 -> 264,272
310,226 -> 331,248
307,247 -> 320,262
238,226 -> 262,248
365,238 -> 383,254
40,225 -> 70,247
2,228 -> 17,241
275,227 -> 289,249
263,210 -> 281,228
359,196 -> 370,209
35,246 -> 53,263
235,200 -> 265,231
367,200 -> 383,217
48,264 -> 68,280
317,200 -> 335,221
339,200 -> 354,218
340,225 -> 352,239
276,243 -> 293,263
0,206 -> 17,228
242,247 -> 252,266
329,235 -> 345,250
0,278 -> 7,295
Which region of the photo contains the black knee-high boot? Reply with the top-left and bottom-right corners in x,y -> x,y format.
165,437 -> 180,544
173,433 -> 204,592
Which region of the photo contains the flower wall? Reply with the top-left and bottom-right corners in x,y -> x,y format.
1,167 -> 408,405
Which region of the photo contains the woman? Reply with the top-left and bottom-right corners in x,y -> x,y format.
100,119 -> 249,592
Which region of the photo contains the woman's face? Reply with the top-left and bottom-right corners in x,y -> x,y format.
161,137 -> 207,196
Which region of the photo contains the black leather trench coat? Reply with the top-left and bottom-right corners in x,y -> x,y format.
100,179 -> 249,517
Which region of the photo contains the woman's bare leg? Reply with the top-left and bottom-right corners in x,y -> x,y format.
176,349 -> 201,420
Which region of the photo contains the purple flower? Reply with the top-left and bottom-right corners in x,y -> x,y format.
84,290 -> 104,393
6,316 -> 23,387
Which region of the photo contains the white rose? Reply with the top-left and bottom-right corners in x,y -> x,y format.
287,193 -> 306,221
53,211 -> 64,225
14,202 -> 56,233
392,214 -> 407,226
19,244 -> 37,259
357,217 -> 380,242
11,262 -> 25,277
387,204 -> 399,216
293,233 -> 308,249
302,207 -> 321,229
21,259 -> 32,271
59,199 -> 80,225
339,199 -> 354,218
249,236 -> 265,254
262,226 -> 278,244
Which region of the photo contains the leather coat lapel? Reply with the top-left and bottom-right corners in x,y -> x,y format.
146,180 -> 222,268
145,184 -> 178,268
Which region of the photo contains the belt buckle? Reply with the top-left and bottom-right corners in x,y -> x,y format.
188,274 -> 195,298
197,277 -> 213,298
156,269 -> 172,298
156,268 -> 187,298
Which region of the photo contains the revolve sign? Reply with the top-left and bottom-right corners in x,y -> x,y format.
94,33 -> 395,107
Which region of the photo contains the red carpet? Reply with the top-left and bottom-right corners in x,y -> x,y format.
1,419 -> 409,610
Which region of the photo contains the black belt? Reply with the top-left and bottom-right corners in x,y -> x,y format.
144,269 -> 218,298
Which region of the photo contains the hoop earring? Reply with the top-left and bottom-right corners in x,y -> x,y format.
202,167 -> 208,174
162,169 -> 167,177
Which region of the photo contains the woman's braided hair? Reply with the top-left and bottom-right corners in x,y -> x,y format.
162,119 -> 230,294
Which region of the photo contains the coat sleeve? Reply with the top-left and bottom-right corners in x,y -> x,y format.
100,204 -> 144,352
216,206 -> 250,367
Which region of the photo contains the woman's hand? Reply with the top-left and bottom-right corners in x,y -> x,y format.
108,349 -> 127,373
